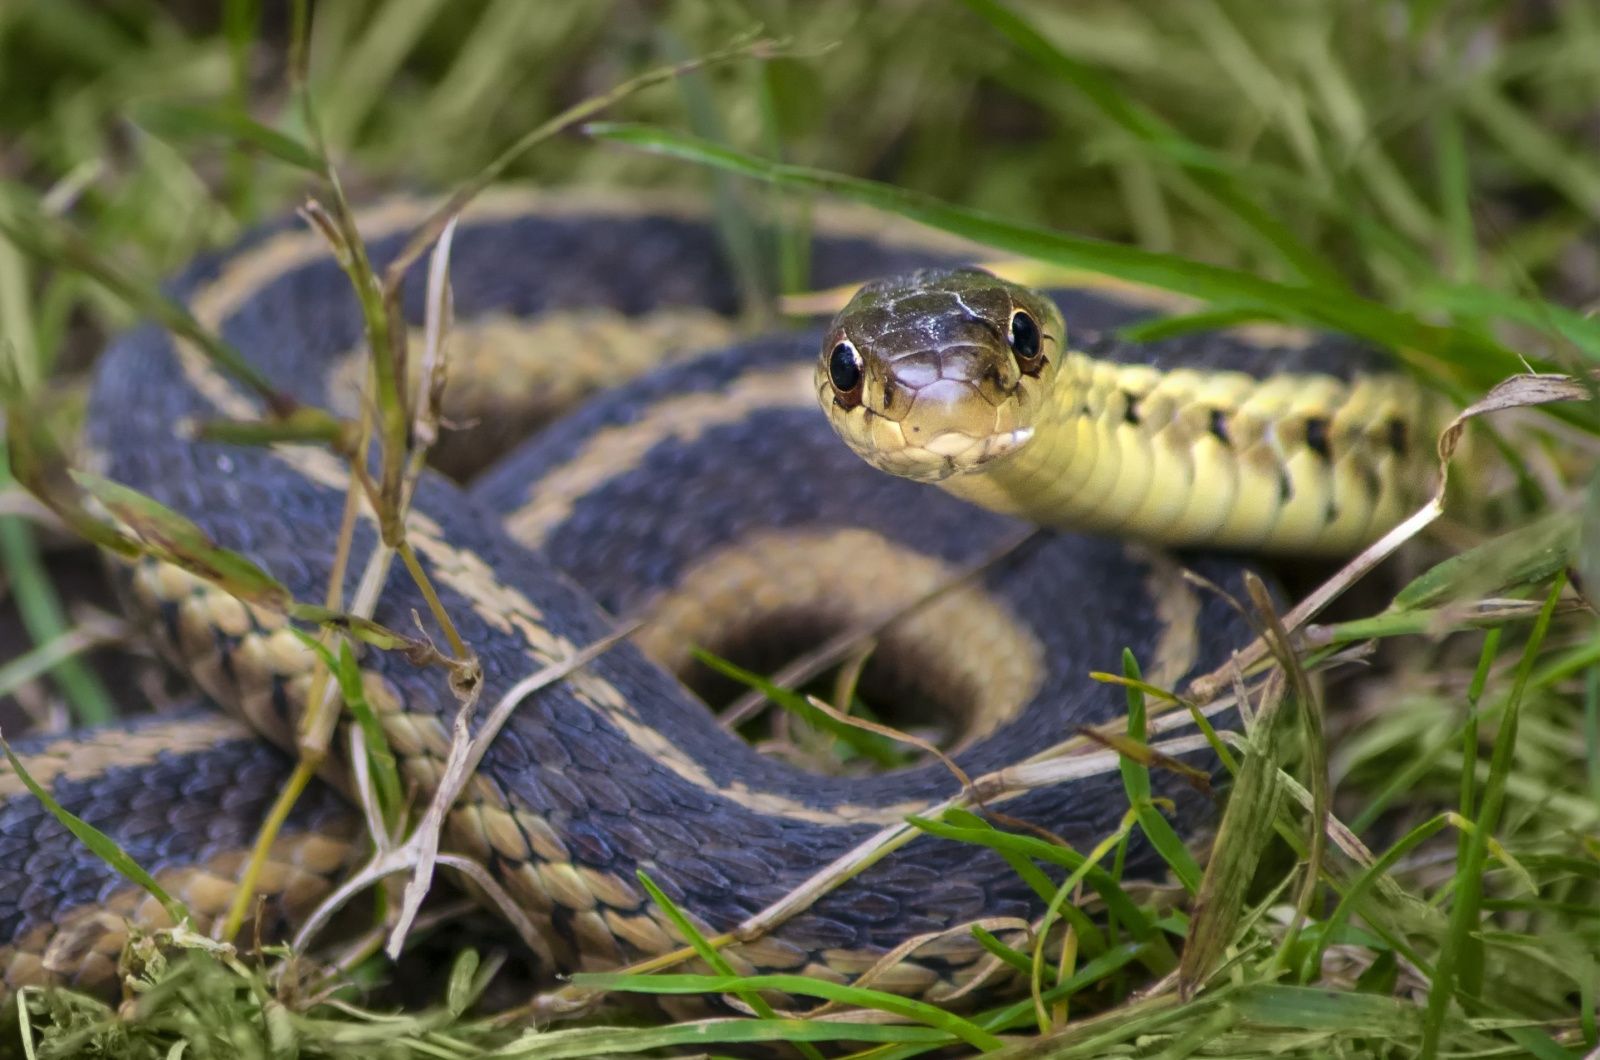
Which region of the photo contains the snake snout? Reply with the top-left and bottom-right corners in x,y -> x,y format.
891,350 -> 1025,442
856,343 -> 1041,480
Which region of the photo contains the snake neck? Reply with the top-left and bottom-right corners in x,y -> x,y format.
937,348 -> 1444,555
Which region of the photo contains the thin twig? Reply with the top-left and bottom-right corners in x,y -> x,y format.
291,622 -> 639,959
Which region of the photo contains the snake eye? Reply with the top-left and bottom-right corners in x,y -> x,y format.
828,341 -> 864,406
1009,309 -> 1043,368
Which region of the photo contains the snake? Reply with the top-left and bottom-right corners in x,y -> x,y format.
0,190 -> 1446,1008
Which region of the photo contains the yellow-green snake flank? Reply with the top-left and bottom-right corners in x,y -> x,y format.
818,267 -> 1446,554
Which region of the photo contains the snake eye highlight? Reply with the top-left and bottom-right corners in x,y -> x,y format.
829,341 -> 864,406
1009,309 -> 1043,369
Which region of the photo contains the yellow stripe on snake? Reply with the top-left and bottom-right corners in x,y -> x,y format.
0,190 -> 1446,1005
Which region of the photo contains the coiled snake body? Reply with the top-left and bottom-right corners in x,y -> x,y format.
0,192 -> 1442,1002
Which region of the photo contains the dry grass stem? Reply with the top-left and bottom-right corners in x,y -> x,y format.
1191,369 -> 1595,703
378,621 -> 641,959
802,693 -> 974,791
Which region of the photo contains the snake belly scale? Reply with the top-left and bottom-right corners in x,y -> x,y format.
0,190 -> 1436,1002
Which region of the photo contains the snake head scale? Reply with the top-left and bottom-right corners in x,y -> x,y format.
816,267 -> 1063,483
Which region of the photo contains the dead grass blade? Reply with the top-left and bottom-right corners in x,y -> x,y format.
1190,369 -> 1599,703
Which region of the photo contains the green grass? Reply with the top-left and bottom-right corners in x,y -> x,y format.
3,0 -> 1600,1057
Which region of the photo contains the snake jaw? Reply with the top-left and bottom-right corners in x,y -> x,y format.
818,379 -> 1037,482
914,425 -> 1035,480
978,424 -> 1035,462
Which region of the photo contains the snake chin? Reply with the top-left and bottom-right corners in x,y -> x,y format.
918,424 -> 1035,478
848,420 -> 1035,484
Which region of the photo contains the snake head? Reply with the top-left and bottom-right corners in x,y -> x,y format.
815,267 -> 1063,482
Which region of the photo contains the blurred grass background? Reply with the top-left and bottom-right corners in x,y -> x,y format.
10,0 -> 1600,361
3,1 -> 1600,1056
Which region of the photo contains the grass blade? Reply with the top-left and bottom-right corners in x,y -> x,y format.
634,869 -> 825,1060
693,648 -> 905,765
910,812 -> 1153,940
490,1018 -> 955,1057
568,972 -> 1005,1052
1420,574 -> 1566,1059
134,103 -> 325,174
587,122 -> 1516,373
0,735 -> 188,925
957,0 -> 1342,286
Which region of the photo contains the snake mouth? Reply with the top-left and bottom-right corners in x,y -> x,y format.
825,396 -> 1036,483
887,424 -> 1035,482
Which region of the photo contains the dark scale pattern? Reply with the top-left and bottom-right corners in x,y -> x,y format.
0,710 -> 351,945
24,207 -> 1272,988
1033,280 -> 1398,381
1076,320 -> 1394,380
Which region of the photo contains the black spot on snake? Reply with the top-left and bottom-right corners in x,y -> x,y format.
1387,418 -> 1409,456
1208,409 -> 1231,445
1122,392 -> 1141,426
1305,417 -> 1331,459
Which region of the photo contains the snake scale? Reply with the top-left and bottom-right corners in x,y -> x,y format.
0,190 -> 1443,1005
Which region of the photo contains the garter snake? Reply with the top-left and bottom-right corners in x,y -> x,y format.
0,190 -> 1443,1005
